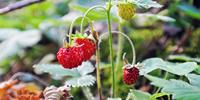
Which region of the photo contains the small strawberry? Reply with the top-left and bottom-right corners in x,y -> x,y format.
117,2 -> 136,20
75,38 -> 96,61
57,47 -> 83,69
57,33 -> 96,69
123,64 -> 139,85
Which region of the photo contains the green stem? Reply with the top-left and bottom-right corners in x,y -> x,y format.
69,16 -> 91,44
106,0 -> 115,97
155,72 -> 169,93
96,42 -> 103,100
82,87 -> 94,100
116,20 -> 125,71
80,5 -> 107,34
78,5 -> 106,99
115,21 -> 124,96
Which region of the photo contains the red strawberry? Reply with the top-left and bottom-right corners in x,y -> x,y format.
75,38 -> 96,61
57,47 -> 83,69
123,64 -> 139,85
57,38 -> 96,69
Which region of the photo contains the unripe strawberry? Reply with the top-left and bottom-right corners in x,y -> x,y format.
117,2 -> 136,20
123,64 -> 139,85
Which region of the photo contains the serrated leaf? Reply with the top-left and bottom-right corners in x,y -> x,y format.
0,29 -> 41,63
140,58 -> 197,75
65,75 -> 96,87
126,89 -> 151,100
33,64 -> 79,77
131,0 -> 162,9
186,74 -> 200,88
77,61 -> 95,76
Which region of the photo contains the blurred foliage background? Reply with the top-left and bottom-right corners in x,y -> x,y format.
0,0 -> 200,99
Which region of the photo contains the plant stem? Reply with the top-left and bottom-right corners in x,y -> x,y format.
82,87 -> 94,100
106,0 -> 115,97
155,72 -> 169,93
116,21 -> 124,71
115,20 -> 124,95
96,43 -> 103,100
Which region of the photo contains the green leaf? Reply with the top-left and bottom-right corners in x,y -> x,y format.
77,61 -> 95,76
162,79 -> 200,100
178,3 -> 200,20
33,64 -> 79,77
126,89 -> 151,100
144,75 -> 170,87
186,74 -> 200,88
145,74 -> 200,100
140,58 -> 197,75
0,29 -> 41,63
65,75 -> 96,87
65,61 -> 96,87
34,61 -> 96,87
131,0 -> 162,9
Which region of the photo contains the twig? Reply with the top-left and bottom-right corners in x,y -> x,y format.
0,0 -> 45,14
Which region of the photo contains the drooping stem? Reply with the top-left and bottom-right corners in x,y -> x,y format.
106,1 -> 115,97
80,5 -> 107,34
99,31 -> 136,66
68,16 -> 92,44
78,5 -> 106,100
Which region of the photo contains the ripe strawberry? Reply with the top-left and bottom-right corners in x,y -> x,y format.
75,38 -> 96,61
57,37 -> 96,69
57,47 -> 83,69
123,64 -> 139,85
117,2 -> 136,20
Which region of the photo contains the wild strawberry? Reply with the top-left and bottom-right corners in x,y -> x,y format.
57,37 -> 96,69
75,38 -> 96,61
57,47 -> 83,69
123,64 -> 139,85
117,2 -> 136,20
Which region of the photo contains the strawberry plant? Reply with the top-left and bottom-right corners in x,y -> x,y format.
0,0 -> 199,100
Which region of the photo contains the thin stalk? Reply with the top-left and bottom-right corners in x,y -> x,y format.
68,16 -> 91,44
115,20 -> 124,95
96,45 -> 103,100
115,20 -> 125,72
78,5 -> 106,99
82,87 -> 94,100
155,72 -> 169,93
106,0 -> 115,97
80,5 -> 107,34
